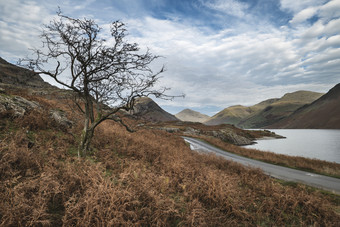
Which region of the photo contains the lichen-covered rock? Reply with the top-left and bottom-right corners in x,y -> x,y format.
0,94 -> 40,117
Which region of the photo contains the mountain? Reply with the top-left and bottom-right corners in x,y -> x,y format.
205,91 -> 323,128
131,97 -> 178,122
0,57 -> 52,89
204,105 -> 254,126
268,84 -> 340,129
239,91 -> 324,128
175,109 -> 210,123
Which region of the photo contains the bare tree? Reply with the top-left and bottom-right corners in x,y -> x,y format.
20,10 -> 175,157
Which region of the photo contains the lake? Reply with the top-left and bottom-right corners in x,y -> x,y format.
244,129 -> 340,164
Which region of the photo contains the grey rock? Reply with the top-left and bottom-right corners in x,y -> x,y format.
208,129 -> 253,146
50,109 -> 73,128
0,94 -> 40,117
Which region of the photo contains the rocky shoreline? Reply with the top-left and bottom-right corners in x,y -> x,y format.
148,122 -> 285,146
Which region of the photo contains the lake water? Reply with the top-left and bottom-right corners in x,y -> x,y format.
244,129 -> 340,164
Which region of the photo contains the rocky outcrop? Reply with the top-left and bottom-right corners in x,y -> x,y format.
157,125 -> 254,146
0,91 -> 73,129
0,93 -> 40,117
209,129 -> 254,146
50,109 -> 73,129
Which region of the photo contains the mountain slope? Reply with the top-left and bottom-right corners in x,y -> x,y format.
269,84 -> 340,129
0,57 -> 52,89
204,105 -> 254,126
175,109 -> 210,123
240,91 -> 324,128
205,91 -> 323,128
131,97 -> 178,122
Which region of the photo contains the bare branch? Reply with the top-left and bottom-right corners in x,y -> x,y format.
18,10 -> 182,156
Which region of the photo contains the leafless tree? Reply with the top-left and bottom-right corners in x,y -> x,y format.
20,10 -> 176,157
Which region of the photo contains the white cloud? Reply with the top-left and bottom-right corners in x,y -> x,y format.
280,0 -> 326,13
0,0 -> 339,115
200,0 -> 249,18
319,0 -> 340,18
290,7 -> 318,24
122,3 -> 340,113
0,0 -> 56,60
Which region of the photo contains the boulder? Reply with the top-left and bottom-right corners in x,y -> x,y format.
50,109 -> 73,128
0,94 -> 40,117
209,129 -> 253,146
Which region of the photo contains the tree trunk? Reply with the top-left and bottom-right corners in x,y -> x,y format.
79,117 -> 94,157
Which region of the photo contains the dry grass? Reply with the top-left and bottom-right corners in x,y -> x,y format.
0,94 -> 340,226
151,121 -> 340,178
192,135 -> 340,178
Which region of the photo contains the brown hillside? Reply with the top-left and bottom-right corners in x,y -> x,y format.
131,97 -> 178,122
0,89 -> 339,226
0,57 -> 52,89
269,83 -> 340,129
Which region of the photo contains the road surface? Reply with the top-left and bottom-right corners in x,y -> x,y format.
183,136 -> 340,194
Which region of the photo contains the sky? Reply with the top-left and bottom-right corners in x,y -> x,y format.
1,0 -> 340,116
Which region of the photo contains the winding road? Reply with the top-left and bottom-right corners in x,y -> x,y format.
183,136 -> 340,195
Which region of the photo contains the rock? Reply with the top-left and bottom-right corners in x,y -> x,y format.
183,127 -> 200,135
0,94 -> 40,117
209,129 -> 253,146
50,109 -> 73,128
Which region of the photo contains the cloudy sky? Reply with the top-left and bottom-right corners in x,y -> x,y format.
1,0 -> 340,116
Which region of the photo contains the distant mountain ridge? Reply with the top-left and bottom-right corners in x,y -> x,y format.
131,97 -> 178,122
175,109 -> 210,123
204,90 -> 324,128
268,83 -> 340,129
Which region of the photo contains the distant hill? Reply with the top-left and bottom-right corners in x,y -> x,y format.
175,109 -> 210,123
205,91 -> 323,128
268,84 -> 340,129
204,105 -> 254,126
131,97 -> 178,122
0,57 -> 53,89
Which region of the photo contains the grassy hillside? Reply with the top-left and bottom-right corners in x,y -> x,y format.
0,89 -> 339,226
175,109 -> 210,123
204,105 -> 254,126
206,91 -> 324,128
270,84 -> 340,129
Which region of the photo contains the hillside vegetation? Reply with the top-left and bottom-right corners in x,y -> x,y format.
205,91 -> 324,128
0,89 -> 339,226
269,83 -> 340,129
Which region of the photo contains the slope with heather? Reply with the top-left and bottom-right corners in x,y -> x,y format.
0,89 -> 339,226
1,57 -> 340,225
